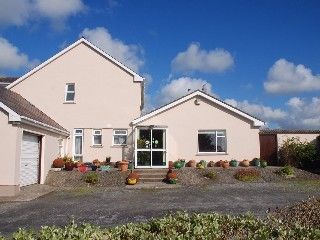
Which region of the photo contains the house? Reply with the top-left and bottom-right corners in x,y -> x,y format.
0,38 -> 264,196
0,77 -> 18,88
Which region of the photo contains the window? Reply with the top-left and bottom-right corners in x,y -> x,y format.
113,129 -> 127,145
73,129 -> 83,160
92,129 -> 102,146
65,83 -> 75,102
198,130 -> 226,153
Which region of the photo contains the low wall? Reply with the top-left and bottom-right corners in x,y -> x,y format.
45,169 -> 129,187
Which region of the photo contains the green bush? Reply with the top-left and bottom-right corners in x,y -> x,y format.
234,169 -> 261,182
205,170 -> 217,180
2,212 -> 320,239
277,165 -> 295,176
83,172 -> 99,184
278,137 -> 318,169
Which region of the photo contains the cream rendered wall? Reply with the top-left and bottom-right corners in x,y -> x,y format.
0,110 -> 20,189
11,42 -> 141,162
135,96 -> 260,162
277,134 -> 319,148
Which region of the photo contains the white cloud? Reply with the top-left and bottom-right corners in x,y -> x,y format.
264,59 -> 320,93
0,37 -> 39,71
284,97 -> 320,129
0,0 -> 85,28
156,77 -> 215,106
0,0 -> 31,26
224,98 -> 287,122
171,43 -> 234,73
80,27 -> 144,72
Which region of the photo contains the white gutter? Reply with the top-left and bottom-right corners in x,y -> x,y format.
20,116 -> 69,136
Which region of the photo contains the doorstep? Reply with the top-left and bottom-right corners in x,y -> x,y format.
0,184 -> 56,202
125,182 -> 181,190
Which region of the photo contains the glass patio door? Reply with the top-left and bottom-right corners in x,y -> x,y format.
135,128 -> 167,168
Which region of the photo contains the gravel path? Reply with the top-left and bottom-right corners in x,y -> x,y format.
0,182 -> 319,236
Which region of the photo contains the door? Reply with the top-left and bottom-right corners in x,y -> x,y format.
20,133 -> 41,187
135,128 -> 167,168
259,134 -> 278,166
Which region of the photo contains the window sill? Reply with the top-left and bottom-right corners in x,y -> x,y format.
63,101 -> 76,104
111,145 -> 128,148
91,145 -> 103,148
196,152 -> 228,156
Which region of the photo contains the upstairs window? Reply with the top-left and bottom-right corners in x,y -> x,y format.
92,129 -> 102,146
198,130 -> 226,153
65,83 -> 75,102
113,129 -> 127,145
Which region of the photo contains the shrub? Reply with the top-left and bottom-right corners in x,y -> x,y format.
4,211 -> 320,239
234,169 -> 261,182
278,137 -> 317,169
277,165 -> 295,176
83,172 -> 99,184
52,158 -> 64,168
205,170 -> 217,180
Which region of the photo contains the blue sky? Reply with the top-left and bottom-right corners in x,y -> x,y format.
0,0 -> 319,129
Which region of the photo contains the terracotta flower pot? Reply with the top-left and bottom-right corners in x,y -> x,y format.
52,158 -> 64,168
127,178 -> 137,185
222,161 -> 230,169
119,161 -> 129,171
242,159 -> 250,167
218,160 -> 224,167
187,160 -> 196,168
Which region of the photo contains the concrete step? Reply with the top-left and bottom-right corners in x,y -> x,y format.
140,174 -> 166,178
140,177 -> 165,183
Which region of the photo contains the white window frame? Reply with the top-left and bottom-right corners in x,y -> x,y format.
112,129 -> 128,146
73,129 -> 83,159
92,129 -> 102,146
197,130 -> 227,154
65,83 -> 75,102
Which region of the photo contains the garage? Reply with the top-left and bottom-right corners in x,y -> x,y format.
20,132 -> 41,187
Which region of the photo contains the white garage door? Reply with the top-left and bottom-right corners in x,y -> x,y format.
20,133 -> 40,187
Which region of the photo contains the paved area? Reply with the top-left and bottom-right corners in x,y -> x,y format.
0,182 -> 319,235
0,185 -> 56,202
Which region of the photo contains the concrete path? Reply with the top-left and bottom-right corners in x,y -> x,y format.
0,182 -> 319,235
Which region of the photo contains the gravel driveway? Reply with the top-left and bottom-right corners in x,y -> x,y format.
0,182 -> 319,235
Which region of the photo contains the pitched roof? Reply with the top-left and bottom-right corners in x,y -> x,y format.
260,129 -> 320,134
0,77 -> 19,87
0,88 -> 68,135
132,90 -> 265,127
6,37 -> 144,89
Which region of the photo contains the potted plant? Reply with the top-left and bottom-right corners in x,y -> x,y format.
119,161 -> 129,171
105,156 -> 111,164
187,160 -> 196,168
199,160 -> 207,168
92,159 -> 101,167
126,171 -> 140,185
260,160 -> 267,168
241,159 -> 250,167
63,156 -> 74,171
208,161 -> 215,167
218,160 -> 224,167
230,159 -> 238,167
100,165 -> 111,171
52,158 -> 64,170
78,164 -> 87,173
222,160 -> 230,169
174,160 -> 184,169
166,169 -> 178,184
252,158 -> 260,167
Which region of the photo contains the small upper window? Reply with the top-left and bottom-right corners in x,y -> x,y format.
113,129 -> 127,145
92,129 -> 102,146
65,83 -> 75,102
